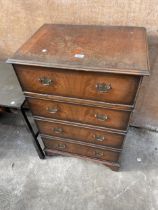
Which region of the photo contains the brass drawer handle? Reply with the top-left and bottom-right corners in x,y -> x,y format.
94,150 -> 104,157
53,127 -> 63,134
96,83 -> 112,93
47,107 -> 58,114
95,113 -> 108,121
39,77 -> 53,86
93,134 -> 105,142
56,143 -> 66,150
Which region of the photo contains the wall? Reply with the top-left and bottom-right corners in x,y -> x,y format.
1,0 -> 158,60
1,0 -> 158,128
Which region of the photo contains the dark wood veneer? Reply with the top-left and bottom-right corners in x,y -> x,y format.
43,137 -> 120,162
7,24 -> 150,171
35,118 -> 125,148
44,149 -> 120,171
7,24 -> 149,75
14,65 -> 140,105
27,97 -> 131,131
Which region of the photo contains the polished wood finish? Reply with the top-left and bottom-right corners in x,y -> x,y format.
0,106 -> 7,113
8,24 -> 149,171
27,97 -> 130,131
35,118 -> 125,148
15,65 -> 140,105
34,116 -> 127,134
7,24 -> 149,75
41,134 -> 121,152
45,149 -> 120,171
43,137 -> 120,162
26,93 -> 134,111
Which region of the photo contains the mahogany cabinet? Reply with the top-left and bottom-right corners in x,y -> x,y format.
7,24 -> 150,171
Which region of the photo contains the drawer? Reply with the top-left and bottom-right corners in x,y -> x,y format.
43,138 -> 120,162
35,119 -> 125,148
15,65 -> 140,105
28,98 -> 130,131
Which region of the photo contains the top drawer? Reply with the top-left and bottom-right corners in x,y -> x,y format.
14,65 -> 140,105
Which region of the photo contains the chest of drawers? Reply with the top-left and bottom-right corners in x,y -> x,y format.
7,24 -> 149,171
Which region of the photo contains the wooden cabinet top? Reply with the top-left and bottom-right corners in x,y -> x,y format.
7,24 -> 150,75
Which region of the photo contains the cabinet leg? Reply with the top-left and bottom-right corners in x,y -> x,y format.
20,101 -> 45,159
44,149 -> 61,157
103,163 -> 120,171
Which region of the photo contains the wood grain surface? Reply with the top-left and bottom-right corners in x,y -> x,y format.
8,24 -> 149,75
43,137 -> 120,162
27,97 -> 131,131
45,148 -> 120,171
35,118 -> 125,148
14,65 -> 140,105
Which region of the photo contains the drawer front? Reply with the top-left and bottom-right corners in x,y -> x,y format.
15,65 -> 140,105
28,98 -> 130,131
36,119 -> 125,148
43,138 -> 120,162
